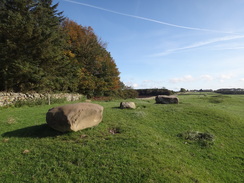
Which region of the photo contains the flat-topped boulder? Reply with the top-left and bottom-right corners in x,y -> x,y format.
46,103 -> 103,132
120,102 -> 136,109
155,95 -> 179,104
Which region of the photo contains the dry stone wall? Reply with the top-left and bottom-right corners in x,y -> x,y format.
0,92 -> 83,107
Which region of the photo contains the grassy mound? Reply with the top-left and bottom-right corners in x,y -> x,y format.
0,93 -> 243,182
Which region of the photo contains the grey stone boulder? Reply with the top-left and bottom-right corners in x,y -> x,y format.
46,103 -> 103,132
155,95 -> 179,104
120,102 -> 136,109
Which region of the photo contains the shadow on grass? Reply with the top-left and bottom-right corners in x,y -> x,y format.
2,124 -> 65,138
112,107 -> 122,109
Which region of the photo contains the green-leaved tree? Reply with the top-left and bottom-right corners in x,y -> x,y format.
0,0 -> 67,92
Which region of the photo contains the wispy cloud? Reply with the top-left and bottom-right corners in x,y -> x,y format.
169,75 -> 194,84
63,0 -> 234,33
212,43 -> 244,50
153,35 -> 244,56
169,73 -> 238,84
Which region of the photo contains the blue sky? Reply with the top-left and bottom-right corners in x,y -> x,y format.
53,0 -> 244,90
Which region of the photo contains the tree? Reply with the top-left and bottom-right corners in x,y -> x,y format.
0,2 -> 121,96
0,0 -> 67,92
62,19 -> 120,97
180,88 -> 187,92
0,0 -> 34,91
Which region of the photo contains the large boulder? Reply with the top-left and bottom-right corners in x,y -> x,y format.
120,102 -> 136,109
155,95 -> 179,104
46,103 -> 103,132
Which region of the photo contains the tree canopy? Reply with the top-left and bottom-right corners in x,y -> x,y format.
0,0 -> 121,96
62,19 -> 120,97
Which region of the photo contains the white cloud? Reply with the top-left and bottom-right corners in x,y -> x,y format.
169,75 -> 194,83
143,80 -> 154,83
201,75 -> 214,81
219,74 -> 234,80
132,83 -> 139,88
140,80 -> 165,89
218,74 -> 235,83
124,81 -> 138,88
240,78 -> 244,82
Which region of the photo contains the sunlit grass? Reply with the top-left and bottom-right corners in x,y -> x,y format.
0,93 -> 243,182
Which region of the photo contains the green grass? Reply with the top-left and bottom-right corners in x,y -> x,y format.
0,93 -> 243,182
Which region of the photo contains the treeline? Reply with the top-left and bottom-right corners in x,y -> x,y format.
0,0 -> 122,97
136,89 -> 173,97
215,88 -> 244,94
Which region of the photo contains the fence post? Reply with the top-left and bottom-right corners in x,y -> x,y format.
48,93 -> 51,105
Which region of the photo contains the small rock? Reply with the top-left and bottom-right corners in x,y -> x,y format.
23,150 -> 30,154
120,102 -> 136,109
3,138 -> 9,143
80,134 -> 88,138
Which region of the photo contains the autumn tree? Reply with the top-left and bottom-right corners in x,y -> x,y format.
62,19 -> 120,97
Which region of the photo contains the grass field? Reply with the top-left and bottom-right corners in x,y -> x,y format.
0,93 -> 243,182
